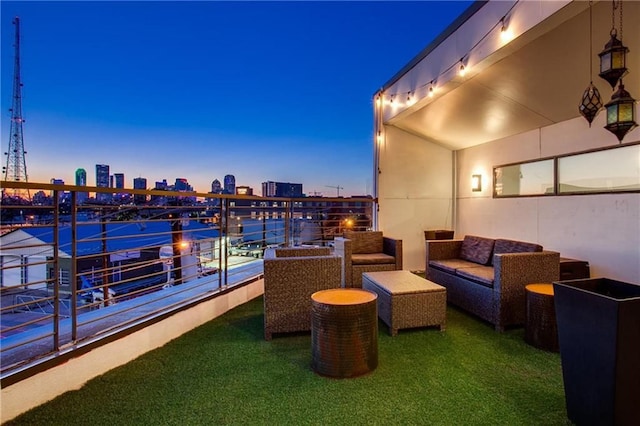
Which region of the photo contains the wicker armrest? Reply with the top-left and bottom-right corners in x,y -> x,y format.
494,251 -> 560,291
383,237 -> 403,270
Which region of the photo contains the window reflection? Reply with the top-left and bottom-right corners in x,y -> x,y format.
558,144 -> 640,193
494,160 -> 554,197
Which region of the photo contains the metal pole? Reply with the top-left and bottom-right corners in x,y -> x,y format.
53,190 -> 60,349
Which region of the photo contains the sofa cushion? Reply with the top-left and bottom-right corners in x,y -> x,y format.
494,238 -> 542,255
459,235 -> 495,265
345,231 -> 383,254
492,238 -> 542,265
429,259 -> 480,274
455,265 -> 495,287
352,253 -> 396,265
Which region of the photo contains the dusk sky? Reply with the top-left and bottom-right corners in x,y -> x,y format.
1,1 -> 473,197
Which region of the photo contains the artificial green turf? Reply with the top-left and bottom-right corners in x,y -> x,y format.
7,297 -> 570,425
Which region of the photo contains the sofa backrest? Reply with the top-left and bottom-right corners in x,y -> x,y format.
460,235 -> 495,265
493,238 -> 542,255
344,231 -> 383,254
492,238 -> 543,265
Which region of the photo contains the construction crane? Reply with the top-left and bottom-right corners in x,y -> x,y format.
325,185 -> 344,197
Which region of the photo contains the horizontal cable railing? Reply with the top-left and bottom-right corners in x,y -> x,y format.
1,181 -> 374,378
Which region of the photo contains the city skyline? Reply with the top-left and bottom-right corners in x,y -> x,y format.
1,1 -> 474,196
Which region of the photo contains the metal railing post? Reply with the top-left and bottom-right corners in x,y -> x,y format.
70,190 -> 78,342
53,190 -> 61,350
223,198 -> 229,287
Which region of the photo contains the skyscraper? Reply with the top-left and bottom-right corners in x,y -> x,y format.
114,173 -> 125,189
211,179 -> 222,194
75,168 -> 88,204
224,174 -> 235,195
133,177 -> 147,204
95,164 -> 110,203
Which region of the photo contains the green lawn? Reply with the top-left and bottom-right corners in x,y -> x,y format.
7,297 -> 570,425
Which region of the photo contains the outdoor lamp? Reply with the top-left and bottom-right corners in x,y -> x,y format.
471,174 -> 482,192
598,29 -> 628,89
604,82 -> 637,142
579,82 -> 603,126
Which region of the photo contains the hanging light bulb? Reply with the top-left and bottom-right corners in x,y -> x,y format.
459,62 -> 466,77
406,91 -> 415,106
429,82 -> 435,97
579,1 -> 603,126
500,17 -> 513,43
604,81 -> 637,142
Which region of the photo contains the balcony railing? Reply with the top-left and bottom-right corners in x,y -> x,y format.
1,181 -> 373,378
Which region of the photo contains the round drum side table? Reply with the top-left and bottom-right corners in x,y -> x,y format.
311,288 -> 378,378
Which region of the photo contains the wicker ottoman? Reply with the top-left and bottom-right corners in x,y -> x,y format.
362,270 -> 446,336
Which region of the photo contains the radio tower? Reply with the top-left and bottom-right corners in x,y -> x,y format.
2,16 -> 30,200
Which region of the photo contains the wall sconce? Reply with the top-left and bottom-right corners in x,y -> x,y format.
471,174 -> 482,192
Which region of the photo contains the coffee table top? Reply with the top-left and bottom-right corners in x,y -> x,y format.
311,288 -> 377,305
363,270 -> 445,294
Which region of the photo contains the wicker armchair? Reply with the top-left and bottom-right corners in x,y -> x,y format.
334,231 -> 403,288
263,247 -> 341,340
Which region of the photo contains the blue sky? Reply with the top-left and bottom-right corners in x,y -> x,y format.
1,1 -> 473,196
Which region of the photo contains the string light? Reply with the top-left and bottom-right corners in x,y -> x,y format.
406,91 -> 415,106
380,1 -> 519,111
459,61 -> 466,77
500,17 -> 514,42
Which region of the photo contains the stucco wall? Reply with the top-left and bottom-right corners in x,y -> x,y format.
377,125 -> 453,271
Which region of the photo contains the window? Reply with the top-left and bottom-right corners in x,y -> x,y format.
494,159 -> 554,197
558,144 -> 640,194
493,142 -> 639,197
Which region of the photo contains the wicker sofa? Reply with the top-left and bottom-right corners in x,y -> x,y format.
426,235 -> 560,331
263,247 -> 341,340
334,231 -> 403,288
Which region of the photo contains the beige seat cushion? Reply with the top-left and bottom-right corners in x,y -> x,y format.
352,253 -> 396,265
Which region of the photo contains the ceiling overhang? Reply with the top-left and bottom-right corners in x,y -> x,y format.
379,0 -> 640,150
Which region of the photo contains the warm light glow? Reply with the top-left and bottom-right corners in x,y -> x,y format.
429,84 -> 435,97
376,131 -> 382,144
471,174 -> 482,192
375,95 -> 382,108
406,92 -> 415,106
180,241 -> 189,249
459,63 -> 466,77
500,23 -> 513,43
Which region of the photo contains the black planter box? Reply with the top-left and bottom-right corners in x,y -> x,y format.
553,278 -> 640,426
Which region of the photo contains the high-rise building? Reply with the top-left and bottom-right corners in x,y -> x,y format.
174,178 -> 191,192
75,168 -> 88,203
224,174 -> 235,195
211,179 -> 222,194
262,181 -> 303,198
50,178 -> 64,201
133,177 -> 147,204
114,173 -> 125,189
151,179 -> 169,205
96,164 -> 110,203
